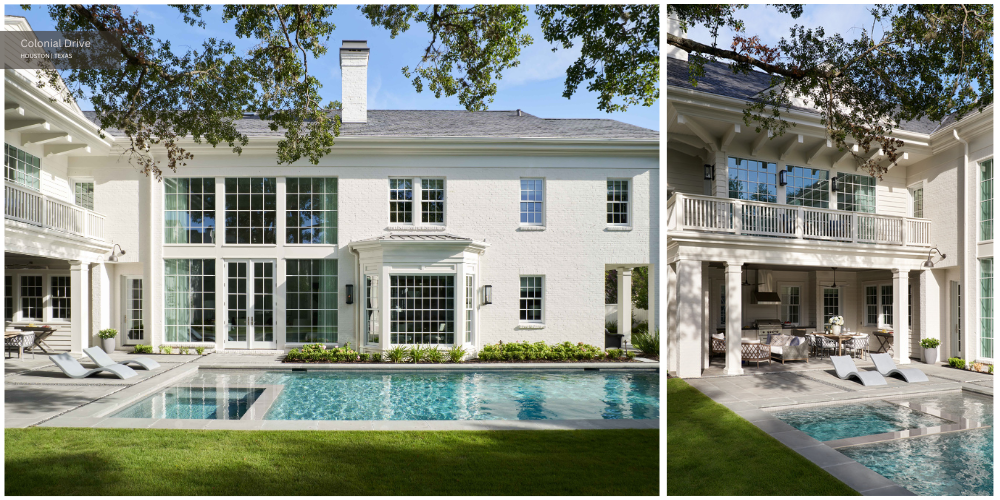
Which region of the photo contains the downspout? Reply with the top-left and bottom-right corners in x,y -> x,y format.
953,129 -> 969,361
350,245 -> 363,351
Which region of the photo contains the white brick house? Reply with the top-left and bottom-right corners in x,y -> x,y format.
4,21 -> 659,356
666,45 -> 993,377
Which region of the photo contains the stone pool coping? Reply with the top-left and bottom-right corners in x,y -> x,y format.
33,363 -> 660,431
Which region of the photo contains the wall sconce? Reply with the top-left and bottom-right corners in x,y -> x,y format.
703,164 -> 715,180
108,244 -> 126,262
831,177 -> 838,192
345,284 -> 354,304
923,247 -> 947,268
483,285 -> 493,305
778,170 -> 788,186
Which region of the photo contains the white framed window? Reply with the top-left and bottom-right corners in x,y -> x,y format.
880,285 -> 893,326
389,178 -> 445,226
519,276 -> 544,323
286,177 -> 337,244
74,181 -> 95,210
719,284 -> 726,327
607,179 -> 630,225
520,178 -> 544,225
465,275 -> 474,343
421,178 -> 445,224
728,157 -> 777,202
4,276 -> 12,322
981,159 -> 993,241
834,173 -> 877,213
865,285 -> 879,325
980,258 -> 993,360
389,275 -> 455,345
908,182 -> 924,218
50,276 -> 71,320
224,177 -> 277,244
20,275 -> 43,321
822,288 -> 840,325
780,285 -> 800,324
784,166 -> 829,208
285,259 -> 338,344
389,178 -> 414,224
5,143 -> 41,191
164,259 -> 216,342
164,178 -> 216,244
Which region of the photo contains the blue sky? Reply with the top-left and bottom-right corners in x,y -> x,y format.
8,4 -> 659,131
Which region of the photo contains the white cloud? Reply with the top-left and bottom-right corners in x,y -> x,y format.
499,41 -> 581,89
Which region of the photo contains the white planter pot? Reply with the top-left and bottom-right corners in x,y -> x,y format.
101,337 -> 116,354
830,325 -> 842,335
923,347 -> 939,365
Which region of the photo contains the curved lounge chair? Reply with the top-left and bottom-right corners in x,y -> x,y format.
830,355 -> 886,386
51,353 -> 137,379
869,353 -> 929,383
83,346 -> 160,371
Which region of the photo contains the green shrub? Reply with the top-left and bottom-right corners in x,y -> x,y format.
426,348 -> 444,363
98,328 -> 118,339
385,346 -> 407,363
631,321 -> 649,334
408,345 -> 430,363
631,328 -> 659,357
605,320 -> 618,334
158,345 -> 173,355
920,338 -> 941,349
447,345 -> 467,363
626,351 -> 636,360
990,365 -> 994,374
607,348 -> 624,359
358,353 -> 369,362
948,357 -> 966,369
195,346 -> 205,355
178,346 -> 190,355
477,341 -> 603,362
133,344 -> 152,354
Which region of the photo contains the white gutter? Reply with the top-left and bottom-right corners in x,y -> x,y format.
953,128 -> 969,360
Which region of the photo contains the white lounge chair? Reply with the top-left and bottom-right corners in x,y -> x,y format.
51,353 -> 137,379
869,353 -> 929,383
83,346 -> 161,371
830,355 -> 886,386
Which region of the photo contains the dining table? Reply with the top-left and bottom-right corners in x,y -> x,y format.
811,332 -> 859,357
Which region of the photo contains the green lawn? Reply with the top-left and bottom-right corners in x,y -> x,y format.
667,378 -> 859,496
6,428 -> 658,496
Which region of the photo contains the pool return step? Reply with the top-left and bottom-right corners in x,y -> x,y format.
822,400 -> 989,449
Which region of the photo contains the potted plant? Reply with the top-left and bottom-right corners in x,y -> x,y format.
920,338 -> 941,364
98,328 -> 118,354
828,316 -> 845,335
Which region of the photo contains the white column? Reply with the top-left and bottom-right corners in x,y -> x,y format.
646,263 -> 656,339
702,263 -> 711,371
712,150 -> 728,197
893,268 -> 910,364
918,269 -> 941,358
69,261 -> 91,354
675,260 -> 703,378
667,263 -> 678,374
91,261 -> 111,348
616,267 -> 633,341
724,261 -> 744,375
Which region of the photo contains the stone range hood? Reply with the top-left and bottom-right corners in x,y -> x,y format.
750,269 -> 782,305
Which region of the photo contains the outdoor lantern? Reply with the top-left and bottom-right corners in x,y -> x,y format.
831,177 -> 838,192
703,164 -> 714,180
345,284 -> 354,304
483,285 -> 493,305
779,169 -> 788,186
108,243 -> 126,262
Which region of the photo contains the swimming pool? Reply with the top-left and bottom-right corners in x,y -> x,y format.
770,400 -> 952,442
111,369 -> 659,421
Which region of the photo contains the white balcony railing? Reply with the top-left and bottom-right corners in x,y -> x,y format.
667,193 -> 931,247
5,182 -> 105,241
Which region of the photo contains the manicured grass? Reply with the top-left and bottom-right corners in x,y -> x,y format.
667,378 -> 860,496
6,428 -> 658,496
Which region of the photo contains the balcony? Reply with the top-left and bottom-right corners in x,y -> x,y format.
667,193 -> 931,247
5,182 -> 105,241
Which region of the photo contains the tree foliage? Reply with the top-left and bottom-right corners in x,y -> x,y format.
605,268 -> 648,310
668,4 -> 993,180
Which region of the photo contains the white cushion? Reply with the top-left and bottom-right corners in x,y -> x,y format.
711,333 -> 725,340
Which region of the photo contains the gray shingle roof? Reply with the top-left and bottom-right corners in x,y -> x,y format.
667,56 -> 954,134
82,109 -> 657,140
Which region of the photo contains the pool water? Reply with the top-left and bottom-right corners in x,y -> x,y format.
112,387 -> 264,420
771,400 -> 951,442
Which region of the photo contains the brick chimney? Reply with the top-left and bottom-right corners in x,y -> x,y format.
339,40 -> 370,123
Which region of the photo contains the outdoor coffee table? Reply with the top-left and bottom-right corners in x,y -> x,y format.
872,331 -> 894,355
16,326 -> 56,353
812,333 -> 856,356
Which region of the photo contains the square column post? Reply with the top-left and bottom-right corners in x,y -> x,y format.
702,262 -> 711,370
724,261 -> 744,376
91,261 -> 111,348
70,261 -> 91,354
646,263 -> 656,339
918,268 -> 941,358
893,268 -> 911,364
675,260 -> 703,378
667,263 -> 678,374
616,267 -> 633,342
712,150 -> 728,197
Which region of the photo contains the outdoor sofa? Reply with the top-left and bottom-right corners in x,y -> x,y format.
767,334 -> 809,364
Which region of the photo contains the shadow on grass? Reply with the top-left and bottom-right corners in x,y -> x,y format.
667,378 -> 860,496
6,428 -> 659,496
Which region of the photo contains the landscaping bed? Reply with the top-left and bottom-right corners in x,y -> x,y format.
283,341 -> 646,364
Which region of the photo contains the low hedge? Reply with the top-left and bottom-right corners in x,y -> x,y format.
283,342 -> 637,363
476,341 -> 635,362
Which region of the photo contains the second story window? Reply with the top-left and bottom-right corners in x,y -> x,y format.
389,178 -> 413,223
165,178 -> 215,244
982,159 -> 993,241
520,178 -> 544,225
728,157 -> 776,202
224,177 -> 276,244
607,179 -> 630,225
286,178 -> 337,245
911,186 -> 924,218
75,182 -> 94,210
5,143 -> 41,191
834,173 -> 876,213
421,179 -> 445,224
785,166 -> 829,208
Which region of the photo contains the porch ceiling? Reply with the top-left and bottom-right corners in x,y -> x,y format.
4,252 -> 72,269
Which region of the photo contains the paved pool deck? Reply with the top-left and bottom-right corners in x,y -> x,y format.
676,358 -> 993,496
5,351 -> 660,431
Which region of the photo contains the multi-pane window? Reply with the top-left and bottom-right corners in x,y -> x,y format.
780,286 -> 800,324
520,179 -> 544,225
5,143 -> 41,191
719,284 -> 726,326
74,182 -> 94,210
835,173 -> 876,212
164,259 -> 216,342
519,276 -> 543,322
607,180 -> 630,224
865,285 -> 878,325
784,166 -> 829,208
224,177 -> 276,244
389,275 -> 455,345
50,276 -> 71,319
165,178 -> 216,244
981,258 -> 993,359
908,284 -> 913,329
880,285 -> 893,326
728,157 -> 777,202
465,275 -> 474,343
286,178 -> 337,244
981,159 -> 993,241
911,187 -> 924,218
822,288 -> 839,325
4,276 -> 12,321
365,275 -> 377,344
126,278 -> 144,342
285,259 -> 338,343
389,178 -> 413,223
20,276 -> 42,320
421,179 -> 445,224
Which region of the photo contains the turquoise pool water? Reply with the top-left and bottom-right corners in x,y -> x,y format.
771,400 -> 951,442
112,387 -> 264,419
112,370 -> 659,421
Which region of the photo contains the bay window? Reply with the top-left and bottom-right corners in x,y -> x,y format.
389,275 -> 455,345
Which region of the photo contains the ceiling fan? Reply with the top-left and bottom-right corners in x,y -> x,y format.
818,267 -> 852,287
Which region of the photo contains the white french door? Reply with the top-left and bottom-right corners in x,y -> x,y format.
121,276 -> 144,345
225,260 -> 276,349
